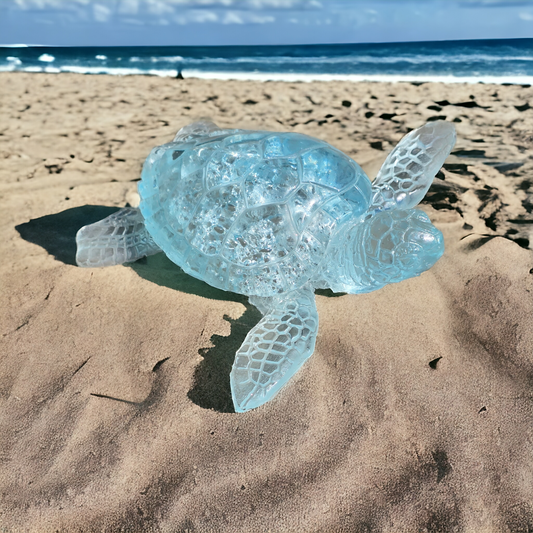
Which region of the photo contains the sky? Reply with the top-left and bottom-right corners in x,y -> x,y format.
1,0 -> 533,47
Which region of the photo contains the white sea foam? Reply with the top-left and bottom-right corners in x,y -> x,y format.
118,53 -> 531,67
151,55 -> 184,63
57,65 -> 179,77
3,63 -> 531,86
38,53 -> 55,63
128,55 -> 184,63
180,69 -> 533,85
59,65 -> 148,75
6,57 -> 22,65
228,54 -> 533,65
95,55 -> 107,60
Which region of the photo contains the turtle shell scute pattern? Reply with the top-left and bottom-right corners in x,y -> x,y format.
139,129 -> 372,297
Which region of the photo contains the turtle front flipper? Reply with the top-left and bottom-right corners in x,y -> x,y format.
76,207 -> 161,268
371,121 -> 456,211
230,286 -> 318,413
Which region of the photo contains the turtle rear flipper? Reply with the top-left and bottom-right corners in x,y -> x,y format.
230,286 -> 318,413
76,207 -> 161,268
371,121 -> 456,211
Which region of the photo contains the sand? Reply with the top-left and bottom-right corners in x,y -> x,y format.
1,72 -> 533,532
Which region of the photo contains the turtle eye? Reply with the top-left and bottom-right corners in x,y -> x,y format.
395,242 -> 422,256
417,231 -> 438,243
411,210 -> 431,223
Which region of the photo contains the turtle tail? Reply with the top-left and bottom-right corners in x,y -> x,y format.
76,207 -> 161,268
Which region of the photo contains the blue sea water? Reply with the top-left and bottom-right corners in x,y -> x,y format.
1,39 -> 533,84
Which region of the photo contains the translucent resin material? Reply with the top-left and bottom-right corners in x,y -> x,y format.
231,288 -> 318,412
138,127 -> 372,297
370,121 -> 456,211
76,207 -> 160,268
76,120 -> 456,412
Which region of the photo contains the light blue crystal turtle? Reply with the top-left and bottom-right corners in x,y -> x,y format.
76,120 -> 455,412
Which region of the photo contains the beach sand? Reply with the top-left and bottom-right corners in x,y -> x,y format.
1,72 -> 533,532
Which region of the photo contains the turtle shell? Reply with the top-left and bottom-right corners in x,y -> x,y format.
138,129 -> 371,297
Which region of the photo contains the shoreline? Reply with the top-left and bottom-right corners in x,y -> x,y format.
2,65 -> 533,85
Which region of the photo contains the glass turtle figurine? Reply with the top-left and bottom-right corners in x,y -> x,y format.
76,120 -> 456,412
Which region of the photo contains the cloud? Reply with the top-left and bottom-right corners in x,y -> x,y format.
187,9 -> 218,22
248,13 -> 275,22
245,0 -> 321,8
5,0 -> 531,44
122,16 -> 144,24
93,3 -> 112,22
221,10 -> 275,23
222,10 -> 244,23
459,0 -> 533,6
10,0 -> 322,10
118,0 -> 139,15
13,0 -> 91,8
146,0 -> 174,15
173,8 -> 218,24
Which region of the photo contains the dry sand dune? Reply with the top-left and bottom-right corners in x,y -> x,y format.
1,72 -> 533,532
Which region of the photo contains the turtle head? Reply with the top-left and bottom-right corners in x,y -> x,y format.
325,209 -> 444,293
373,209 -> 445,280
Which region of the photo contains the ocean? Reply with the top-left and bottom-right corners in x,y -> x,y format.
1,38 -> 533,85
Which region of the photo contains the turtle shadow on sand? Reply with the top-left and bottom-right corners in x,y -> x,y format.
16,205 -> 118,266
15,205 -> 345,413
188,305 -> 262,413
